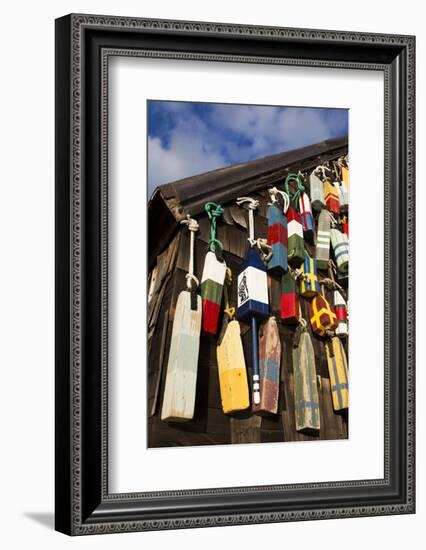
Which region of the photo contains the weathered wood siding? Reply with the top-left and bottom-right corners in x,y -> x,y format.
148,182 -> 349,447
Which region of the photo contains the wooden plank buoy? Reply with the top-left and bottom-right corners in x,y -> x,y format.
326,336 -> 349,411
300,253 -> 320,298
253,317 -> 281,415
331,228 -> 349,273
216,269 -> 250,414
266,187 -> 289,276
236,197 -> 269,406
309,169 -> 325,211
161,216 -> 201,422
200,202 -> 227,335
293,319 -> 320,432
280,272 -> 300,324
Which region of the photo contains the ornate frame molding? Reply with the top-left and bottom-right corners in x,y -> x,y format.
55,14 -> 415,535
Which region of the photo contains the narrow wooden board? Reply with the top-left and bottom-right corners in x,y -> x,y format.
217,319 -> 250,414
161,290 -> 202,422
253,317 -> 281,415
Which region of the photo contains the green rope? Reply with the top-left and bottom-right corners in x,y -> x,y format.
284,173 -> 305,208
204,202 -> 224,253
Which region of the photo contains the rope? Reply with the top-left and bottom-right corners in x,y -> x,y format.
204,202 -> 224,254
236,196 -> 259,246
284,172 -> 305,208
223,267 -> 235,320
180,215 -> 199,292
255,238 -> 272,262
268,187 -> 290,214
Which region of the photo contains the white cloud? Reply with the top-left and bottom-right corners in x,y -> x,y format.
148,103 -> 347,197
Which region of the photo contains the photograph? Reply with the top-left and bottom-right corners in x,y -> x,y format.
147,100 -> 350,447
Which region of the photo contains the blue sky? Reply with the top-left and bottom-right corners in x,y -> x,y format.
148,100 -> 348,197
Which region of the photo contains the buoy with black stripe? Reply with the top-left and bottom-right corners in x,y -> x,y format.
293,315 -> 320,432
236,197 -> 269,406
266,187 -> 289,276
200,202 -> 227,335
326,336 -> 349,411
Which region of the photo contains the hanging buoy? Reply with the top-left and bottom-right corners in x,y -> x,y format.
299,192 -> 315,243
280,271 -> 300,324
293,316 -> 320,432
331,228 -> 349,273
161,216 -> 202,422
200,202 -> 227,335
286,172 -> 314,242
266,187 -> 289,276
309,288 -> 337,337
316,209 -> 331,271
216,269 -> 250,414
339,156 -> 349,187
338,181 -> 349,213
334,290 -> 348,337
324,178 -> 340,214
326,336 -> 349,411
284,174 -> 306,266
309,168 -> 325,211
300,253 -> 320,298
236,197 -> 269,406
253,317 -> 281,415
342,216 -> 349,236
286,207 -> 305,268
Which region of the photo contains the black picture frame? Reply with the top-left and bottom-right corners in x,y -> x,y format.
55,14 -> 415,535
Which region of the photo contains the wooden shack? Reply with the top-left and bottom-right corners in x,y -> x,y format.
148,136 -> 349,447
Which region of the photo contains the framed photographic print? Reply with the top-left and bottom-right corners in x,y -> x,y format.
55,14 -> 415,535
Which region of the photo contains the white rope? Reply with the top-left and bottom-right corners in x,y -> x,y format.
268,187 -> 290,214
236,196 -> 259,245
180,215 -> 199,291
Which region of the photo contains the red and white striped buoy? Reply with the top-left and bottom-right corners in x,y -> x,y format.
334,290 -> 348,337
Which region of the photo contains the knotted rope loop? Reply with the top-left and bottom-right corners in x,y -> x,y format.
268,186 -> 290,213
314,165 -> 327,180
254,237 -> 272,263
236,196 -> 259,245
204,202 -> 224,254
180,215 -> 199,292
284,172 -> 305,209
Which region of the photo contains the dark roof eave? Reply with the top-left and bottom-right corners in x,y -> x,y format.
154,136 -> 348,221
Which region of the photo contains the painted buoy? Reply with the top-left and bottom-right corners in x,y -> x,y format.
326,336 -> 349,411
280,272 -> 300,324
300,254 -> 320,298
